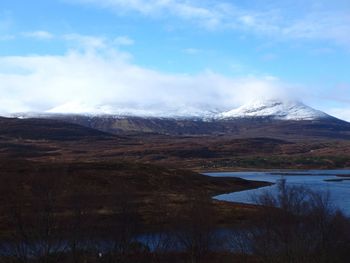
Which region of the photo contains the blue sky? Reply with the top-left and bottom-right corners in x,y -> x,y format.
0,0 -> 350,119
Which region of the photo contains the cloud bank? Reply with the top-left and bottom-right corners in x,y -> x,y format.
0,37 -> 293,117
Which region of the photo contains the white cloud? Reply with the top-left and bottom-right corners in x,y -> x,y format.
281,11 -> 350,47
63,34 -> 107,50
66,0 -> 350,48
0,31 -> 347,118
114,36 -> 134,46
66,0 -> 223,30
22,31 -> 54,40
0,38 -> 292,116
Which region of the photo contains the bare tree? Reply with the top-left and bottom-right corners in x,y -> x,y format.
146,192 -> 174,263
2,171 -> 33,263
231,178 -> 350,263
28,170 -> 66,263
106,186 -> 143,263
65,191 -> 91,263
173,192 -> 218,263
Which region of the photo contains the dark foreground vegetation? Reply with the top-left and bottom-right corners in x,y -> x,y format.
0,163 -> 349,263
0,159 -> 265,263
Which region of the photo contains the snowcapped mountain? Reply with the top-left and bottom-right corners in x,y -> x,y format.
5,99 -> 350,139
8,99 -> 334,122
216,100 -> 330,121
44,101 -> 220,119
43,99 -> 331,121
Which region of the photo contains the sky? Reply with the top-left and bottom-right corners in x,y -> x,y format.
0,0 -> 350,119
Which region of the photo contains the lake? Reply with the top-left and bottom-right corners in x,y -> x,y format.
206,170 -> 350,216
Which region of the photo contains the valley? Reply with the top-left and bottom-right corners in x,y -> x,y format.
1,101 -> 350,262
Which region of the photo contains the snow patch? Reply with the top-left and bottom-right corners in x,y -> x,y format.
217,99 -> 329,121
45,101 -> 219,119
8,99 -> 332,121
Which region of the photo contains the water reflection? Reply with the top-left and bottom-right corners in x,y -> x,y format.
206,170 -> 350,216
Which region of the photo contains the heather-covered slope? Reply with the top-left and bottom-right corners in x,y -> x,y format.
0,117 -> 113,141
45,115 -> 350,140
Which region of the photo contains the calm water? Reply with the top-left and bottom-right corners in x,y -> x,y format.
206,170 -> 350,216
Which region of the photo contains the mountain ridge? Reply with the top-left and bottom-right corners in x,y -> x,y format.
217,99 -> 330,121
2,99 -> 350,140
7,99 -> 340,122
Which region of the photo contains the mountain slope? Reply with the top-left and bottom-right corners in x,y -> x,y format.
217,100 -> 330,120
13,99 -> 333,121
4,99 -> 350,140
38,114 -> 350,140
0,117 -> 113,141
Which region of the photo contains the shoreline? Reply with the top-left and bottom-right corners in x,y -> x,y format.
198,167 -> 350,174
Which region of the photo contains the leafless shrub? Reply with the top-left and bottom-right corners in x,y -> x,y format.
231,178 -> 350,263
172,192 -> 218,263
105,186 -> 143,263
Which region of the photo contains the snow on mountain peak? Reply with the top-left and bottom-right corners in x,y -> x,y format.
217,99 -> 330,121
12,99 -> 332,121
45,101 -> 220,119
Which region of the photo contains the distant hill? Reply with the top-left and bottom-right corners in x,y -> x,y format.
3,99 -> 350,140
0,117 -> 113,141
216,99 -> 330,120
37,114 -> 350,140
41,98 -> 334,121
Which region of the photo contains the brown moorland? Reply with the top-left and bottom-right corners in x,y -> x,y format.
1,116 -> 350,262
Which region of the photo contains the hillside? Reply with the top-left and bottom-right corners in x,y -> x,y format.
0,159 -> 268,237
14,99 -> 347,140
41,114 -> 350,140
0,117 -> 113,141
217,99 -> 330,120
